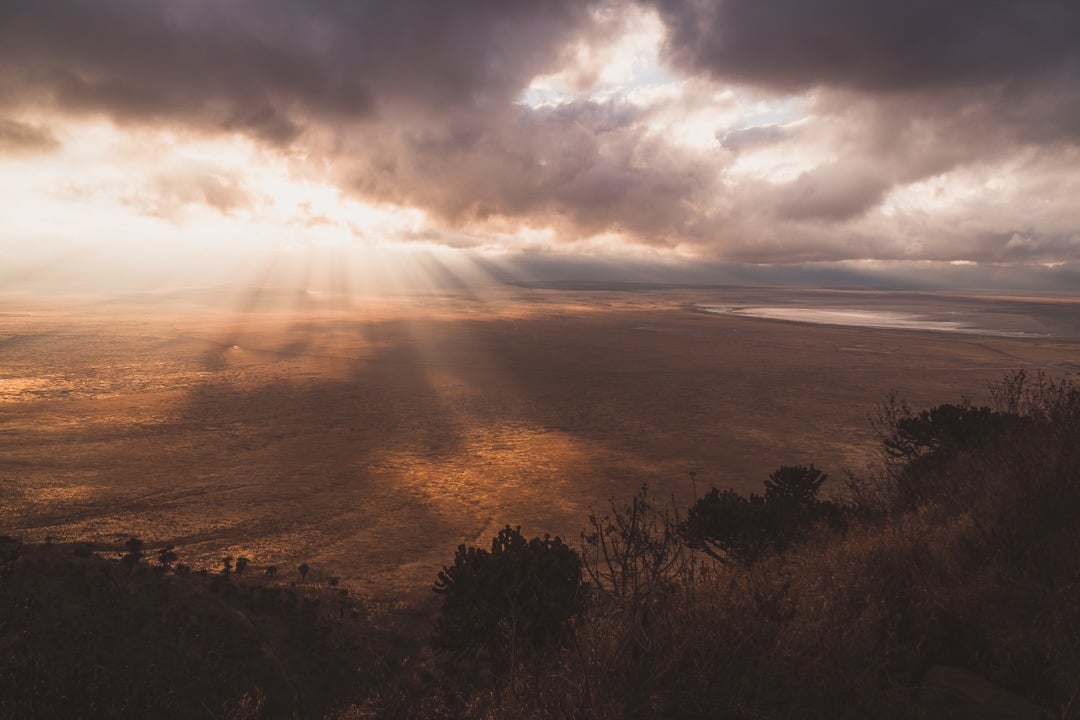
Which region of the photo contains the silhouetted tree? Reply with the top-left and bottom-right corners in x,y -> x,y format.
681,466 -> 846,565
872,396 -> 1034,507
265,566 -> 278,578
874,397 -> 1028,463
679,489 -> 773,565
221,556 -> 233,575
433,526 -> 586,667
235,557 -> 250,576
298,563 -> 309,583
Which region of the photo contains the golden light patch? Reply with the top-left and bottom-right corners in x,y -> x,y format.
27,484 -> 96,503
0,376 -> 67,403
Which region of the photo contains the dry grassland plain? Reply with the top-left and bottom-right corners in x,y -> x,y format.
2,287 -> 1078,603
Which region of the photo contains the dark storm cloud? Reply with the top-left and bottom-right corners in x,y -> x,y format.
0,118 -> 59,154
0,0 -> 597,142
650,0 -> 1080,94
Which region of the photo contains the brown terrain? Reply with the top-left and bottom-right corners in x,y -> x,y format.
2,286 -> 1078,604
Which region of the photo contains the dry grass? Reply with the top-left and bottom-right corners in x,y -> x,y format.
3,371 -> 1077,718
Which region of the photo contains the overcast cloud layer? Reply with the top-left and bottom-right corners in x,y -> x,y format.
2,0 -> 1080,272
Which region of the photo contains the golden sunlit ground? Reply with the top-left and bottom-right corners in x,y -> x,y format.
2,287 -> 1078,605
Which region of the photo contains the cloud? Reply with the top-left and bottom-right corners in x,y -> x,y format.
128,162 -> 252,220
719,124 -> 790,152
638,3 -> 1080,263
2,0 -> 700,241
0,118 -> 59,154
648,1 -> 1080,202
341,95 -> 723,245
2,0 -> 1080,271
0,1 -> 602,137
650,1 -> 1080,95
771,160 -> 891,222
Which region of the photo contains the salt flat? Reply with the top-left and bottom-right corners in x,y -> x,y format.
699,306 -> 1045,336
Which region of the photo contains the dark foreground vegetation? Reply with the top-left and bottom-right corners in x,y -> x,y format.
2,371 -> 1077,718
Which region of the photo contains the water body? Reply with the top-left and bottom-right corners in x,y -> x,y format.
698,306 -> 1042,337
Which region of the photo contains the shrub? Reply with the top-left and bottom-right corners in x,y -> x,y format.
581,484 -> 686,609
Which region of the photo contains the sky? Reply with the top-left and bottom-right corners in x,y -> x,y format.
2,0 -> 1080,294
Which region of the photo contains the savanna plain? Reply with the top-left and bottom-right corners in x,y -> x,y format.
2,286 -> 1078,606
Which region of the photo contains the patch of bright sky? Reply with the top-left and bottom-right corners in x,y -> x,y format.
518,4 -> 815,165
734,96 -> 808,130
518,5 -> 675,107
